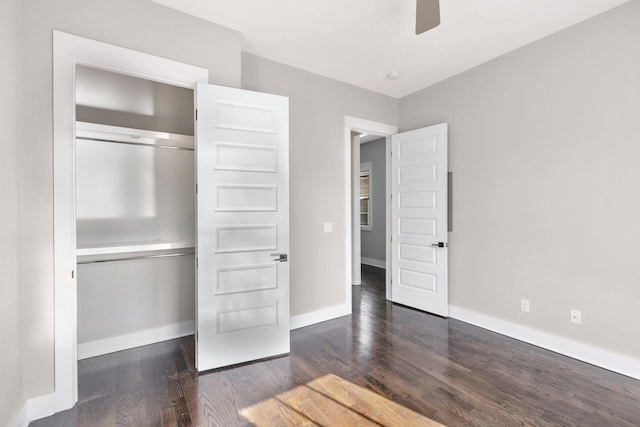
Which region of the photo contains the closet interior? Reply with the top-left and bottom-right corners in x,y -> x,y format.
74,65 -> 196,359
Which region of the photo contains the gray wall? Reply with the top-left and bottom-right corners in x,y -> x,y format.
360,138 -> 387,263
77,257 -> 195,345
400,1 -> 640,359
19,0 -> 241,399
0,0 -> 23,423
242,53 -> 399,316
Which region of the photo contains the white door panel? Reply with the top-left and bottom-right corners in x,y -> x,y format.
196,83 -> 289,371
391,123 -> 448,316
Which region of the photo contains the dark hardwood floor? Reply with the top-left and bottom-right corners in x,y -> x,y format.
33,265 -> 640,426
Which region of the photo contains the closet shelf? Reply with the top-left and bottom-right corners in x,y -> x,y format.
77,241 -> 195,257
76,121 -> 194,150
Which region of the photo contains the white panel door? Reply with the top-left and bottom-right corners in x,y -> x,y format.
391,123 -> 448,316
196,83 -> 289,371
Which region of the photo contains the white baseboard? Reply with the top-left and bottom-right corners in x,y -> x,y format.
449,306 -> 640,381
77,320 -> 195,360
290,304 -> 351,330
361,257 -> 386,269
21,392 -> 59,426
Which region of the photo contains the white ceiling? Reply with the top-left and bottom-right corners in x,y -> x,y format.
150,0 -> 629,98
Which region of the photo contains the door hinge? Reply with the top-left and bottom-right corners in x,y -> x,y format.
195,183 -> 198,194
196,331 -> 198,341
71,270 -> 75,279
195,109 -> 198,121
196,257 -> 198,268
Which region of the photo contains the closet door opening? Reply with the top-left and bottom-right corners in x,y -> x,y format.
74,65 -> 197,360
54,33 -> 290,411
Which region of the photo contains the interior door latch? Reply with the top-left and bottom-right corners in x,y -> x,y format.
431,242 -> 447,248
271,253 -> 288,262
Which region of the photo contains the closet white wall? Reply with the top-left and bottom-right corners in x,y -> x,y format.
75,66 -> 196,359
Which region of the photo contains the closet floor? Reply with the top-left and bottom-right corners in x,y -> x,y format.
32,265 -> 640,426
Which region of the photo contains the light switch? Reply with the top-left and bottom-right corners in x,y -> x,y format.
324,222 -> 333,233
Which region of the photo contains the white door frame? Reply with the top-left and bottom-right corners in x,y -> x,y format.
351,132 -> 362,286
51,31 -> 208,414
344,116 -> 397,302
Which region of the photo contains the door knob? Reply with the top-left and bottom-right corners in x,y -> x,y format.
271,253 -> 288,262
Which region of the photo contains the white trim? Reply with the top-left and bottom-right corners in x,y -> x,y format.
351,133 -> 362,285
22,393 -> 58,426
53,31 -> 209,414
77,321 -> 195,360
361,257 -> 386,269
449,306 -> 640,381
385,136 -> 392,301
54,31 -> 207,87
290,304 -> 351,330
345,117 -> 397,307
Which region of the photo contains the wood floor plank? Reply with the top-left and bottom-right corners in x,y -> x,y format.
194,368 -> 249,426
32,265 -> 640,426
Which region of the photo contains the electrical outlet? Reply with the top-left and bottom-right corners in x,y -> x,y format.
570,309 -> 582,324
323,222 -> 333,233
520,299 -> 530,313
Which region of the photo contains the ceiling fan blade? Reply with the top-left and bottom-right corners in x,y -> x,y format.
416,0 -> 440,35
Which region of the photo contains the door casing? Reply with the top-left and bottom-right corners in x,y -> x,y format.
345,116 -> 397,302
52,31 -> 208,414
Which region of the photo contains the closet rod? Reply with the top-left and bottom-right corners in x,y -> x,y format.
76,136 -> 194,151
78,251 -> 195,265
